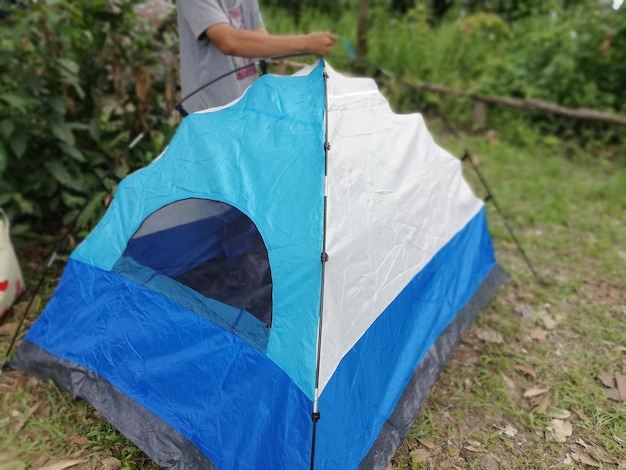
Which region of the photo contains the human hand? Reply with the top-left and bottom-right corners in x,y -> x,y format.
303,32 -> 338,56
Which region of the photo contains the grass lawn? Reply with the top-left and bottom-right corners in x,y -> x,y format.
1,122 -> 625,470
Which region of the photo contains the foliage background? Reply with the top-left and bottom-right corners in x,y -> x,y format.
0,0 -> 624,232
0,0 -> 178,232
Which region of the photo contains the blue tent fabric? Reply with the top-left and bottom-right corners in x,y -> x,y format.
316,208 -> 495,468
10,60 -> 508,470
22,259 -> 312,470
71,64 -> 327,398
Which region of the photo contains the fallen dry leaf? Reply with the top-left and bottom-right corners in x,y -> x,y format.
475,328 -> 504,344
535,394 -> 552,414
539,312 -> 558,330
545,419 -> 572,443
606,387 -> 622,402
571,406 -> 590,423
494,423 -> 518,437
598,371 -> 615,388
409,448 -> 429,464
515,364 -> 536,377
465,439 -> 484,453
575,437 -> 590,449
544,408 -> 571,420
523,387 -> 549,398
615,373 -> 626,401
501,374 -> 517,392
417,438 -> 436,450
513,304 -> 535,320
30,456 -> 49,469
479,453 -> 501,470
0,321 -> 19,336
529,327 -> 547,341
614,435 -> 626,447
69,436 -> 88,447
96,457 -> 122,470
570,452 -> 601,467
35,459 -> 87,470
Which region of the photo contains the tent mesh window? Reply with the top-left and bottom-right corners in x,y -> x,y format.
112,198 -> 273,351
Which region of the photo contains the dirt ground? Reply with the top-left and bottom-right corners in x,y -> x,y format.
1,235 -> 625,470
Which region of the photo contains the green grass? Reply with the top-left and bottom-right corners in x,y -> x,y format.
390,127 -> 626,469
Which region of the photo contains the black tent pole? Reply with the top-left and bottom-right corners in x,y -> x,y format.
460,150 -> 540,280
310,60 -> 331,470
433,111 -> 541,281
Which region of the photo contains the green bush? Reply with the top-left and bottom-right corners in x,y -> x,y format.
1,0 -> 624,233
0,0 -> 178,231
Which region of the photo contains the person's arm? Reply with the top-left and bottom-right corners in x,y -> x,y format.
205,23 -> 337,58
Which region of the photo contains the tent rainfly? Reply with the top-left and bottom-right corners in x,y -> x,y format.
11,61 -> 507,470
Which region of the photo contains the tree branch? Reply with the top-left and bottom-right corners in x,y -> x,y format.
399,81 -> 626,127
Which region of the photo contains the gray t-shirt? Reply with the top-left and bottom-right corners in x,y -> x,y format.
176,0 -> 265,113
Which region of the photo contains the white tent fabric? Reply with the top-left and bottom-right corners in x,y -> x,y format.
320,64 -> 483,391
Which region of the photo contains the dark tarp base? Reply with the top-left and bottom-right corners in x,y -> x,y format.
359,264 -> 509,470
10,341 -> 216,470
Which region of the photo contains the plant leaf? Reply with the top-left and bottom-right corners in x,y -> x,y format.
35,459 -> 88,470
545,419 -> 572,443
59,143 -> 86,162
57,57 -> 79,75
10,132 -> 28,159
76,191 -> 105,228
0,93 -> 29,109
45,161 -> 83,191
50,121 -> 75,146
0,119 -> 15,138
523,387 -> 549,398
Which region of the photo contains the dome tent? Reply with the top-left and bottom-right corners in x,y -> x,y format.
10,61 -> 507,470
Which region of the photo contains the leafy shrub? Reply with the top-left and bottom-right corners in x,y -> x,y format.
1,0 -> 624,236
0,0 -> 178,231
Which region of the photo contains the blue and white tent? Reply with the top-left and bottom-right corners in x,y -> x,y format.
11,61 -> 506,470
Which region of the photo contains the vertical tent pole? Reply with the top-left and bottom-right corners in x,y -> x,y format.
310,60 -> 331,470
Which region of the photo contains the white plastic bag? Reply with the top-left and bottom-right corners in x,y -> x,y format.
0,208 -> 24,318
